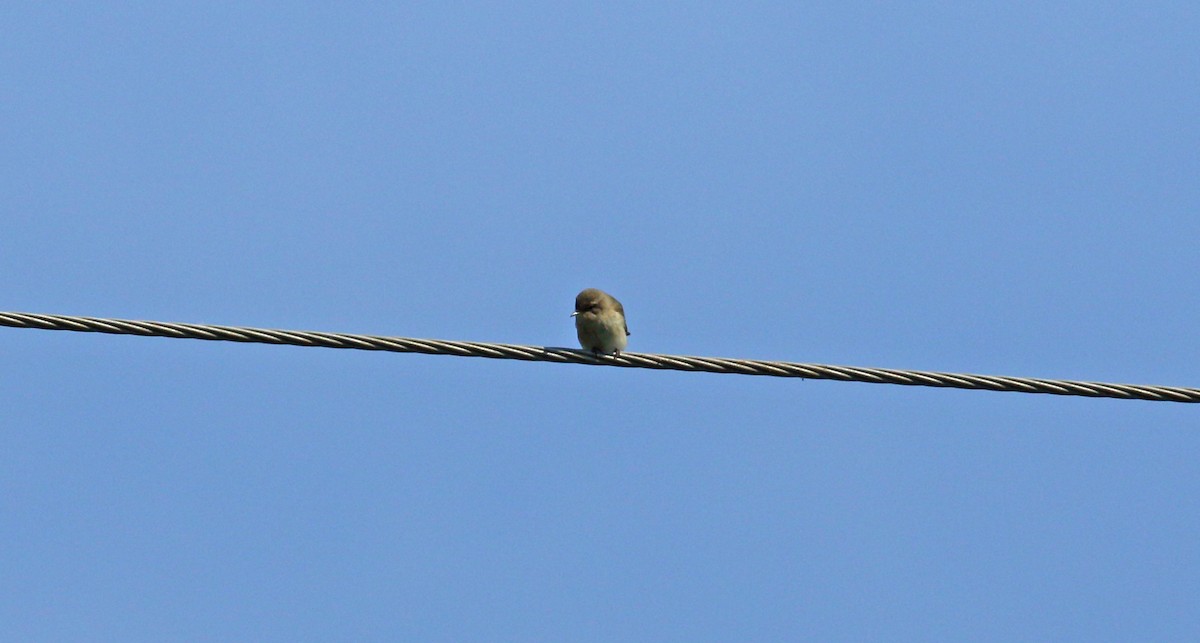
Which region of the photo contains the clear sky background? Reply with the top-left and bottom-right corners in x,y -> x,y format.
2,3 -> 1198,641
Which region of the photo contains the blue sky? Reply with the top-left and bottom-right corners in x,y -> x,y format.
2,3 -> 1198,640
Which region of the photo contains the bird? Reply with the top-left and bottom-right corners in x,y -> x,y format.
571,288 -> 630,356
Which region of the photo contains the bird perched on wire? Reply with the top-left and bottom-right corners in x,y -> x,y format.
571,288 -> 630,356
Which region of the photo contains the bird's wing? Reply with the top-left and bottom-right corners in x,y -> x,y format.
614,300 -> 630,335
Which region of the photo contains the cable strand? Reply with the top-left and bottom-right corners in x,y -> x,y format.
0,311 -> 1195,403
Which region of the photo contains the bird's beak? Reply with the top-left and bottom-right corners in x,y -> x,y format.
569,312 -> 579,317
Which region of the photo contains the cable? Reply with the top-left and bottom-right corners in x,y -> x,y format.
0,310 -> 1195,403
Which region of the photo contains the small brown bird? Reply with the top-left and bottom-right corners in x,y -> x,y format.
571,288 -> 630,356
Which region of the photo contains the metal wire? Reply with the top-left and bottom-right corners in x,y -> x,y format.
0,310 -> 1195,403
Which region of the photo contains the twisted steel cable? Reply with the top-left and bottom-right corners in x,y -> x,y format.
1,311 -> 1196,403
